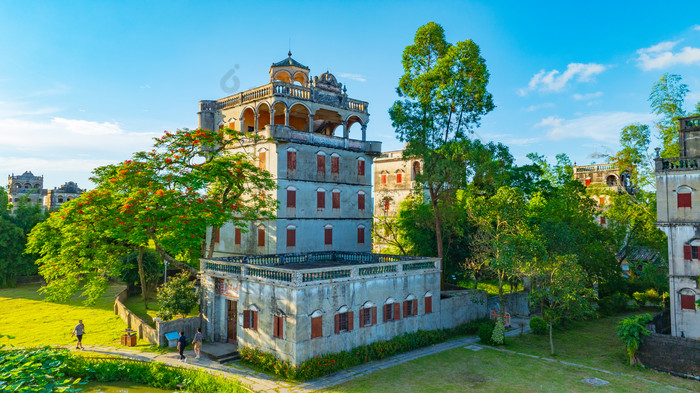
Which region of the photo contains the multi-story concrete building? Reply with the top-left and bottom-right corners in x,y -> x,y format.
198,56 -> 485,365
7,171 -> 45,207
573,162 -> 634,225
44,181 -> 84,211
373,149 -> 422,216
656,114 -> 700,339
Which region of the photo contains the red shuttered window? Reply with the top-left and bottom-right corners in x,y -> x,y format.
258,152 -> 266,170
396,173 -> 402,183
273,316 -> 284,338
331,156 -> 339,174
234,228 -> 241,245
358,193 -> 365,211
681,294 -> 696,310
317,155 -> 325,174
684,245 -> 692,260
243,310 -> 258,331
384,199 -> 390,211
317,191 -> 325,209
585,178 -> 591,186
678,192 -> 692,208
334,312 -> 353,333
358,160 -> 365,176
287,189 -> 296,208
286,228 -> 296,247
425,296 -> 432,314
600,216 -> 606,225
311,316 -> 322,339
287,151 -> 296,170
357,227 -> 365,244
324,227 -> 333,245
381,173 -> 387,184
257,228 -> 265,247
332,192 -> 340,209
213,227 -> 220,243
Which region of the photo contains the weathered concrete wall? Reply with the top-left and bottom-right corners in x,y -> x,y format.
439,290 -> 488,329
637,333 -> 700,378
486,291 -> 530,316
113,288 -> 158,345
156,316 -> 202,347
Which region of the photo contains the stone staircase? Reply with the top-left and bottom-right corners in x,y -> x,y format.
200,342 -> 240,363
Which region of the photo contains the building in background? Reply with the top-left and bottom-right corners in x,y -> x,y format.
7,171 -> 45,208
373,149 -> 422,217
573,162 -> 634,226
44,181 -> 85,210
655,114 -> 700,339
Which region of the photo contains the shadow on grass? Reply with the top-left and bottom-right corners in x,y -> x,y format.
0,283 -> 124,312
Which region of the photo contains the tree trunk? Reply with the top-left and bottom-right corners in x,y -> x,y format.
498,272 -> 505,319
152,240 -> 198,274
430,190 -> 444,290
137,245 -> 148,310
206,227 -> 217,259
549,322 -> 554,355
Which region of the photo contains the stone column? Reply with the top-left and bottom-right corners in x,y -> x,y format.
342,120 -> 349,139
308,114 -> 315,132
285,109 -> 290,126
270,109 -> 276,126
254,114 -> 259,131
361,124 -> 367,141
239,119 -> 245,132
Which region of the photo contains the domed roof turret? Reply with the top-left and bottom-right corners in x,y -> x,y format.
271,52 -> 309,70
315,70 -> 343,93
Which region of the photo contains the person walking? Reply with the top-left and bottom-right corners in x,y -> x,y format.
177,331 -> 187,362
192,327 -> 203,360
71,320 -> 85,350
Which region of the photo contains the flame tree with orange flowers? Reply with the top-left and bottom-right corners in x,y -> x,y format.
27,127 -> 276,305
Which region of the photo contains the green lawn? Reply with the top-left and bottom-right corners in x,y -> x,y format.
0,283 -> 152,350
330,314 -> 700,392
455,279 -> 523,296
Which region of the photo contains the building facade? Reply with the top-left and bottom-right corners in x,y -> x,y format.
656,115 -> 700,340
199,54 -> 378,256
7,171 -> 45,207
373,149 -> 422,217
573,162 -> 634,226
44,181 -> 84,211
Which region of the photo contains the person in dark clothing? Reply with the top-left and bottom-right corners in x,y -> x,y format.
177,331 -> 187,362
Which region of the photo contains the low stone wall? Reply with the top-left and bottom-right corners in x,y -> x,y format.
636,333 -> 700,378
114,288 -> 202,346
440,289 -> 488,329
487,291 -> 530,316
113,289 -> 159,345
156,316 -> 202,347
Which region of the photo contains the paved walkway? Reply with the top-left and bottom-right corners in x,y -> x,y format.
78,326 -> 531,393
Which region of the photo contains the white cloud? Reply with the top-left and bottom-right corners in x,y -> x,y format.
339,73 -> 367,82
636,40 -> 700,70
524,103 -> 554,112
519,63 -> 607,95
536,112 -> 656,143
573,91 -> 603,101
694,25 -> 700,31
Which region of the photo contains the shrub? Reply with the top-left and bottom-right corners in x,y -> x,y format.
491,318 -> 505,345
598,292 -> 635,315
156,272 -> 198,320
529,316 -> 547,335
478,322 -> 494,345
616,313 -> 652,365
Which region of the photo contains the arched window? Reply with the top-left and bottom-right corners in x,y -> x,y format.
383,298 -> 400,322
334,305 -> 353,334
678,185 -> 693,208
359,301 -> 376,328
317,151 -> 326,175
412,161 -> 421,180
396,170 -> 404,184
243,304 -> 259,331
287,148 -> 297,171
424,292 -> 433,314
331,153 -> 340,175
286,186 -> 297,209
357,158 -> 366,176
258,148 -> 268,171
357,224 -> 365,244
310,309 -> 323,339
257,225 -> 265,247
404,294 -> 417,317
680,288 -> 697,310
357,191 -> 366,211
286,224 -> 296,248
273,309 -> 286,339
324,224 -> 333,245
317,187 -> 326,210
332,189 -> 341,209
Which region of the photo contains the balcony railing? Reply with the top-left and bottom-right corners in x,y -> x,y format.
201,252 -> 439,287
208,81 -> 369,114
656,157 -> 700,172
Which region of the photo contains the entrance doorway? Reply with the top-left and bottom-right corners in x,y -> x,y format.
226,299 -> 237,344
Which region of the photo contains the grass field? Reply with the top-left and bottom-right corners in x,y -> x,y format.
330,314 -> 700,392
0,283 -> 152,350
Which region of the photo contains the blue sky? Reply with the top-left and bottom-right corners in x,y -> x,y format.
1,1 -> 700,189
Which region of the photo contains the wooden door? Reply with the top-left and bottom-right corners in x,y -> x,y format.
227,300 -> 237,344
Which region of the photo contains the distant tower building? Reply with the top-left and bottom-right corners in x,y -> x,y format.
573,162 -> 634,225
656,114 -> 700,339
7,171 -> 45,208
373,149 -> 422,216
44,181 -> 85,210
199,53 -> 379,256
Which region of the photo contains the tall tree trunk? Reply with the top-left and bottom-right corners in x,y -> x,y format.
137,245 -> 148,310
206,226 -> 217,258
549,322 -> 554,355
430,189 -> 444,290
498,272 -> 505,319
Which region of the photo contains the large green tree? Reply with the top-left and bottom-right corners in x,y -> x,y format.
650,73 -> 689,158
390,21 -> 495,286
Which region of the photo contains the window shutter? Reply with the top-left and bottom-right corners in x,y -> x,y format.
425,296 -> 432,314
394,303 -> 401,320
317,191 -> 325,209
358,309 -> 364,328
381,174 -> 387,184
279,317 -> 284,338
678,193 -> 692,208
681,294 -> 696,310
235,228 -> 241,245
599,197 -> 605,206
600,216 -> 606,225
358,194 -> 365,210
684,245 -> 692,260
357,227 -> 365,244
348,311 -> 354,331
585,178 -> 591,186
311,316 -> 322,339
287,189 -> 296,208
384,199 -> 390,211
324,228 -> 333,245
331,156 -> 339,174
383,304 -> 389,322
358,160 -> 365,176
257,228 -> 265,247
259,152 -> 266,170
213,227 -> 220,243
317,155 -> 325,173
287,151 -> 296,170
273,316 -> 279,337
286,228 -> 296,247
332,192 -> 340,209
372,307 -> 377,325
253,311 -> 258,331
243,310 -> 250,329
335,314 -> 340,334
396,173 -> 402,183
403,301 -> 409,318
413,299 -> 418,315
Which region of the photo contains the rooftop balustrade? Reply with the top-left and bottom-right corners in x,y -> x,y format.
201,251 -> 440,287
655,156 -> 700,172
